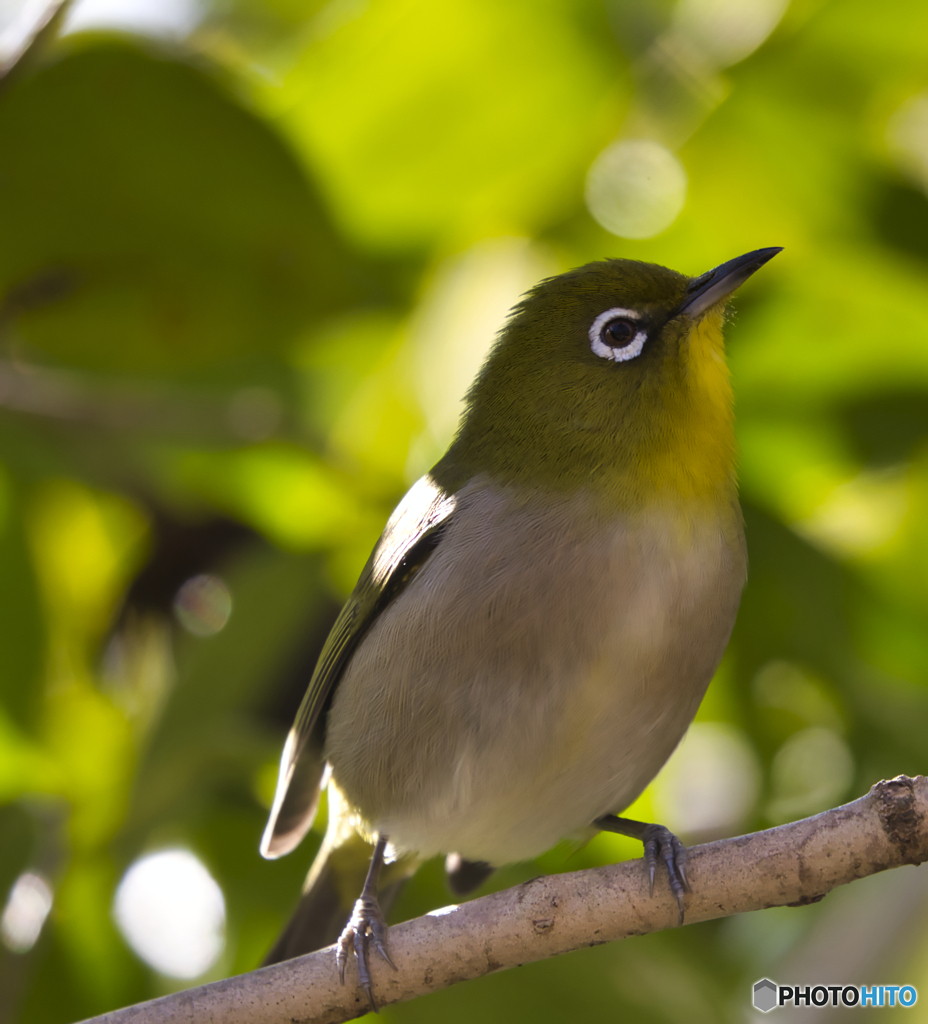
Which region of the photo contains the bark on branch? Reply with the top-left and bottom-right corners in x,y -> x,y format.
78,775 -> 928,1024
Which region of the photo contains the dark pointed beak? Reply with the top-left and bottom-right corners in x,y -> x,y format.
678,247 -> 782,318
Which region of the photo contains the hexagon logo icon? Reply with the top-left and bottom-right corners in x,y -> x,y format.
754,979 -> 778,1013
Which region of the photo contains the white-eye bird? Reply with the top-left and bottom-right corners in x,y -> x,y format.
261,247 -> 781,1004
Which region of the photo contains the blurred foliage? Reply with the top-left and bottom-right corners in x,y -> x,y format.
1,0 -> 928,1021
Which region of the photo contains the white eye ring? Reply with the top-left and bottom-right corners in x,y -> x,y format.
589,307 -> 647,362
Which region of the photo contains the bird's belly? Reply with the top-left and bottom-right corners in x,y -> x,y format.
325,482 -> 745,865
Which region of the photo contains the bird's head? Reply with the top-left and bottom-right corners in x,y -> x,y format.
437,248 -> 781,510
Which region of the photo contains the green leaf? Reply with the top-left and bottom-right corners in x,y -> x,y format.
0,40 -> 364,377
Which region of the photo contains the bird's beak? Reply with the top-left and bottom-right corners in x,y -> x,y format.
677,247 -> 782,319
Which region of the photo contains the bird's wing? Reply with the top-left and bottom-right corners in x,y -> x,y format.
260,474 -> 457,858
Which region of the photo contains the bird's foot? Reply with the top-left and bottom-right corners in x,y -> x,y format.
640,823 -> 689,924
594,814 -> 690,924
336,893 -> 397,1010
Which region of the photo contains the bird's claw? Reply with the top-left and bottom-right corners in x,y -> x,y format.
641,824 -> 689,924
336,893 -> 397,1010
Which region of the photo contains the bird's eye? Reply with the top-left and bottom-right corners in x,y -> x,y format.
588,308 -> 647,363
604,318 -> 635,345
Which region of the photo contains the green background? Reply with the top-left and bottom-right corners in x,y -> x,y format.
1,0 -> 928,1020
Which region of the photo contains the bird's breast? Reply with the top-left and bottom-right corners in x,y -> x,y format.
324,476 -> 746,864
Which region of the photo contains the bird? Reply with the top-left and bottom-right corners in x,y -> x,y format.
260,246 -> 781,1006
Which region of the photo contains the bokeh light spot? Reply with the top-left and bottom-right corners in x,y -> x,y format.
63,0 -> 202,39
1,872 -> 53,954
410,237 -> 558,462
113,849 -> 225,978
673,0 -> 789,68
887,91 -> 928,193
753,660 -> 845,731
173,574 -> 232,637
652,722 -> 761,835
585,139 -> 687,239
767,728 -> 855,823
794,468 -> 909,557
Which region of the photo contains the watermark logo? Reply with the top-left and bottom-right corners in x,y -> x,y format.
753,979 -> 918,1012
753,980 -> 778,1013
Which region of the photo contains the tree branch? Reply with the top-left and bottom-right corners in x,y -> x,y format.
78,775 -> 928,1024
